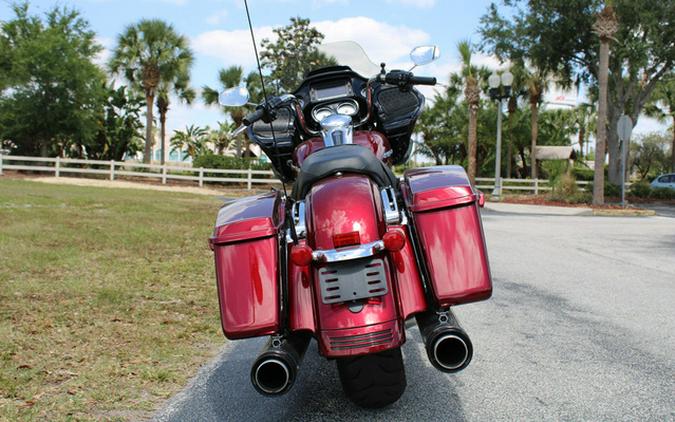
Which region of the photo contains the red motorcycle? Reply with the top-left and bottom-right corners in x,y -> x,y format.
209,41 -> 492,408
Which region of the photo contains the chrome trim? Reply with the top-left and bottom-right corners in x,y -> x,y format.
320,114 -> 353,147
380,187 -> 401,224
286,201 -> 306,243
312,240 -> 384,263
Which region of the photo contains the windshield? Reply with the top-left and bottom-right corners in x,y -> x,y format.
317,41 -> 381,78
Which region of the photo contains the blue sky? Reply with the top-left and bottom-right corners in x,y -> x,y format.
1,0 -> 664,138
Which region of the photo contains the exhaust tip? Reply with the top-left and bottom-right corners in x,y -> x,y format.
253,358 -> 291,395
433,334 -> 470,371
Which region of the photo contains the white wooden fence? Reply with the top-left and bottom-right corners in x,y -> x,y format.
475,177 -> 592,194
0,153 -> 604,194
0,154 -> 281,190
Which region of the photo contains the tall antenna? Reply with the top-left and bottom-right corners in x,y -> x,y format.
243,0 -> 289,200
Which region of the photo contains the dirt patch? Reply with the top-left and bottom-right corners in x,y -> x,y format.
21,175 -> 266,197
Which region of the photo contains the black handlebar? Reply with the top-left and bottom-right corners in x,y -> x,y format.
409,75 -> 437,86
242,107 -> 266,126
384,70 -> 436,87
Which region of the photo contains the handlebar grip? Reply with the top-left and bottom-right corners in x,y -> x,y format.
410,76 -> 437,86
243,107 -> 265,126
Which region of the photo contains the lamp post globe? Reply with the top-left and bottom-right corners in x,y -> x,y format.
488,72 -> 500,89
501,71 -> 514,87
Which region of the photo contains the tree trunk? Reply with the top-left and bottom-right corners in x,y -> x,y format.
160,111 -> 167,166
145,94 -> 154,164
672,115 -> 675,172
593,39 -> 610,205
578,126 -> 585,160
507,113 -> 513,178
518,145 -> 527,178
467,104 -> 478,185
507,96 -> 517,178
530,101 -> 539,180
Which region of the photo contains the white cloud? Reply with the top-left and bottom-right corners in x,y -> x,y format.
315,17 -> 430,65
206,8 -> 228,25
192,26 -> 275,69
191,17 -> 430,71
94,36 -> 114,67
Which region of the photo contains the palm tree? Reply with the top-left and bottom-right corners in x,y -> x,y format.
109,19 -> 194,163
208,121 -> 235,155
505,64 -> 529,178
170,125 -> 208,160
591,4 -> 618,205
572,103 -> 597,160
202,66 -> 262,156
157,74 -> 195,164
458,40 -> 481,185
526,71 -> 547,180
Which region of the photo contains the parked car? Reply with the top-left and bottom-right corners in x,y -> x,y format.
650,173 -> 675,190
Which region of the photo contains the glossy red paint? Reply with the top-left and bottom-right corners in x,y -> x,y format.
307,175 -> 403,357
211,192 -> 284,339
288,240 -> 317,334
293,130 -> 391,167
403,166 -> 492,306
307,175 -> 381,250
388,225 -> 428,319
404,165 -> 476,212
318,319 -> 404,357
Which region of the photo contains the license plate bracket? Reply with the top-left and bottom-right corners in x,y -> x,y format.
318,258 -> 388,304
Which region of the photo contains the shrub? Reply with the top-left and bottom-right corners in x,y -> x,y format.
629,181 -> 651,198
193,153 -> 271,179
585,181 -> 621,197
651,187 -> 675,200
571,167 -> 594,181
549,172 -> 587,203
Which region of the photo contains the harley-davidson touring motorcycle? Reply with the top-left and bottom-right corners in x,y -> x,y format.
209,41 -> 492,408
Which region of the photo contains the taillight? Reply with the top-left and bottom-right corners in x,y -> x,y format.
290,245 -> 313,266
333,231 -> 360,248
382,229 -> 406,252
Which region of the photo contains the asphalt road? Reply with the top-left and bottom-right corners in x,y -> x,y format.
154,208 -> 675,422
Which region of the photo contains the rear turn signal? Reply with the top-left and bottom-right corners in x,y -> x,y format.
383,229 -> 406,252
290,245 -> 313,266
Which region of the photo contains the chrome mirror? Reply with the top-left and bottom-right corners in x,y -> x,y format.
410,45 -> 440,66
218,87 -> 249,107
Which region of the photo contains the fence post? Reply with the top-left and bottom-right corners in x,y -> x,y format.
198,167 -> 204,187
534,178 -> 539,195
247,168 -> 252,190
0,151 -> 3,176
110,160 -> 115,181
55,156 -> 60,177
161,165 -> 167,185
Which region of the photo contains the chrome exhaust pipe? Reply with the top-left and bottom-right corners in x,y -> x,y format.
250,334 -> 310,396
416,309 -> 473,373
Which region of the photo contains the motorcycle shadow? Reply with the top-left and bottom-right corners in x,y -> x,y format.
162,328 -> 467,421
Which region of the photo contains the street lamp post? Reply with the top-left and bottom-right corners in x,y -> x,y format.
488,70 -> 513,198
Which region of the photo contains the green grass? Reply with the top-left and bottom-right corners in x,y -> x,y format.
0,179 -> 227,420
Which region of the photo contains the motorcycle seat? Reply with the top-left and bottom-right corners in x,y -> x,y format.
291,144 -> 398,200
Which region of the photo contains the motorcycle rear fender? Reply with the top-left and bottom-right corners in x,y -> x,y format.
303,174 -> 404,357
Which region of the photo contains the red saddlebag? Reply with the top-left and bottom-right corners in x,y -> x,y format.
403,166 -> 492,306
209,192 -> 283,339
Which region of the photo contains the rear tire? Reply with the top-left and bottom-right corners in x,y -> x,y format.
336,347 -> 406,408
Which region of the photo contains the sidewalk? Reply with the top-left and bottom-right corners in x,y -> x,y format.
484,201 -> 594,216
484,201 -> 658,217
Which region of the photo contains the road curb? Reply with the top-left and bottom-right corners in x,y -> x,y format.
592,208 -> 656,217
